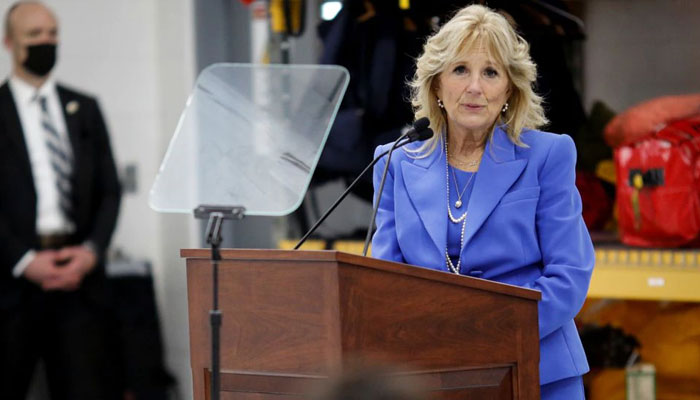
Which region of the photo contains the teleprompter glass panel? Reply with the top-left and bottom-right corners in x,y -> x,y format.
150,63 -> 349,216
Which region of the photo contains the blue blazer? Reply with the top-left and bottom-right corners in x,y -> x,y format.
371,126 -> 595,385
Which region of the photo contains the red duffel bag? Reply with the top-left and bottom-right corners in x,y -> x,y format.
616,117 -> 700,247
605,94 -> 700,148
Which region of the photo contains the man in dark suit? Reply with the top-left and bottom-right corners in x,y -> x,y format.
0,2 -> 121,399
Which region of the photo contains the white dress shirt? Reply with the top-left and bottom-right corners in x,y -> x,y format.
8,75 -> 74,277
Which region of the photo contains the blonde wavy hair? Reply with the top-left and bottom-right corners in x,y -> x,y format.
408,4 -> 548,156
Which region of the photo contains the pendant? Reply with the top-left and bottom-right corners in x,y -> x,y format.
455,200 -> 462,208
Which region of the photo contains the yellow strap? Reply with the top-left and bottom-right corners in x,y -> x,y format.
595,159 -> 616,184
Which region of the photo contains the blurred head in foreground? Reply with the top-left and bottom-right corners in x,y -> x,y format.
311,365 -> 426,400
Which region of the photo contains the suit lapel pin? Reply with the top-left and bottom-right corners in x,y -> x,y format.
66,100 -> 80,115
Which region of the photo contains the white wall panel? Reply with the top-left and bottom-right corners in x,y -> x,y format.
584,0 -> 700,112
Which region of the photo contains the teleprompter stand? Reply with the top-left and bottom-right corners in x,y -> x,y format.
149,63 -> 350,400
193,205 -> 246,400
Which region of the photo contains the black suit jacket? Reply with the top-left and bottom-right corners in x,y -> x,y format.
0,81 -> 121,309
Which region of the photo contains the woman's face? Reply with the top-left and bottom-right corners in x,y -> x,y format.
436,45 -> 511,138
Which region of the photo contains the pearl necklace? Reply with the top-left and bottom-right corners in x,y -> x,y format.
445,217 -> 467,274
445,140 -> 473,274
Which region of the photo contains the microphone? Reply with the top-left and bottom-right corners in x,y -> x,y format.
294,118 -> 433,250
407,125 -> 434,142
406,116 -> 430,139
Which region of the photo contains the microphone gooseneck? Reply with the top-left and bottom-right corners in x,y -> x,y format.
294,119 -> 433,250
361,124 -> 434,256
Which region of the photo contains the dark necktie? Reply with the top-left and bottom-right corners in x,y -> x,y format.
38,96 -> 74,223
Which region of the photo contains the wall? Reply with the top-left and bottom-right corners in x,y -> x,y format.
583,0 -> 700,112
0,0 -> 198,398
153,1 -> 198,399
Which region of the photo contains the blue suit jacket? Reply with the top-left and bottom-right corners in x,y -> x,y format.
371,126 -> 595,385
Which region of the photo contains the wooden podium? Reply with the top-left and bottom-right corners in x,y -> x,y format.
182,249 -> 541,400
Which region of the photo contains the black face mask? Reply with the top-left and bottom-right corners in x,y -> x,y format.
23,43 -> 57,77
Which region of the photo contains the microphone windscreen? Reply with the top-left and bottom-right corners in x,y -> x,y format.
413,117 -> 430,131
416,127 -> 434,141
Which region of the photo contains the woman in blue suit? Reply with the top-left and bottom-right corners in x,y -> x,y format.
371,5 -> 594,399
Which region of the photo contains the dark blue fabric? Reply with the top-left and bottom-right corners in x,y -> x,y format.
315,4 -> 422,199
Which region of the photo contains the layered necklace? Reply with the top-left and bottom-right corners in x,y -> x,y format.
444,139 -> 479,274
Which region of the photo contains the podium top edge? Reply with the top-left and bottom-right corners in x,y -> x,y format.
180,249 -> 541,301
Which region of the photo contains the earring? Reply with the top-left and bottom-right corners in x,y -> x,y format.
437,98 -> 444,109
501,102 -> 509,113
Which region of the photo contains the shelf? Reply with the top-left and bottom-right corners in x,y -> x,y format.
278,239 -> 369,254
589,247 -> 700,302
279,240 -> 700,302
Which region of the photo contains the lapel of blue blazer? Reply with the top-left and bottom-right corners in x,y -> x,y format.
462,126 -> 527,247
399,127 -> 528,259
400,139 -> 448,257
